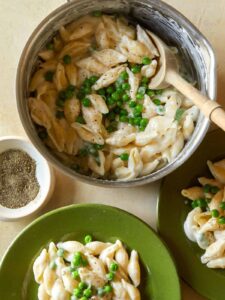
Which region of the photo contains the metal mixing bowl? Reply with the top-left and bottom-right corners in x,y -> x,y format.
16,0 -> 216,187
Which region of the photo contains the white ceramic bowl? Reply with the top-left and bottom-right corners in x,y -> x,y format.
0,136 -> 55,221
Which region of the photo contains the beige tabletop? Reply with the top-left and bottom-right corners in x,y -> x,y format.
1,0 -> 225,299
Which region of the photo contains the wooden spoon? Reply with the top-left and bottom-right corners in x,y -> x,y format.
147,31 -> 225,131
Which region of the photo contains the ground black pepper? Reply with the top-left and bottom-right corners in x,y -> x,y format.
0,149 -> 40,208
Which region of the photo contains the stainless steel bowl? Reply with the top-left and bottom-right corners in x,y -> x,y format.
16,0 -> 216,187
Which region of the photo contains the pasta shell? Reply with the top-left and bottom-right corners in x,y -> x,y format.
29,69 -> 47,91
118,35 -> 150,64
105,258 -> 129,282
122,279 -> 141,300
141,158 -> 160,176
93,65 -> 126,90
93,49 -> 127,68
102,15 -> 121,44
182,115 -> 195,140
86,254 -> 106,278
28,98 -> 53,129
208,190 -> 224,212
40,60 -> 58,71
142,94 -> 157,119
95,22 -> 113,50
38,50 -> 55,61
106,125 -> 136,147
64,98 -> 80,124
59,26 -> 70,42
137,25 -> 159,57
127,250 -> 141,287
36,82 -> 56,99
85,242 -> 112,255
43,266 -> 57,295
57,241 -> 85,262
126,67 -> 140,99
115,241 -> 129,271
198,177 -> 223,189
39,90 -> 57,114
88,150 -> 105,176
54,63 -> 68,91
53,36 -> 63,52
111,282 -> 130,300
117,17 -> 136,40
59,41 -> 90,59
99,240 -> 121,263
201,239 -> 225,264
65,64 -> 78,86
78,267 -> 106,288
170,132 -> 184,159
76,57 -> 108,75
82,106 -> 102,133
55,257 -> 66,277
33,249 -> 49,284
183,207 -> 201,242
69,22 -> 94,40
51,278 -> 70,300
206,257 -> 225,269
181,187 -> 204,200
71,123 -> 104,145
141,60 -> 157,78
38,284 -> 50,300
61,267 -> 78,293
48,242 -> 58,261
88,94 -> 109,114
207,159 -> 225,184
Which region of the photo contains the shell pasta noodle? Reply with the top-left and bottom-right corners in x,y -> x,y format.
33,235 -> 142,299
182,158 -> 225,268
29,12 -> 198,180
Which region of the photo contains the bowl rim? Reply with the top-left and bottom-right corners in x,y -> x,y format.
0,136 -> 55,221
16,0 -> 216,187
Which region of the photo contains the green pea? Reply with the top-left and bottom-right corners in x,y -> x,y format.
119,115 -> 129,122
58,90 -> 67,101
46,42 -> 54,50
110,262 -> 119,272
83,78 -> 92,87
134,104 -> 143,113
72,270 -> 79,279
120,109 -> 128,116
211,186 -> 220,194
133,111 -> 142,118
77,90 -> 86,100
141,76 -> 149,84
191,200 -> 198,209
218,216 -> 225,224
106,86 -> 114,94
112,91 -> 120,101
78,148 -> 88,157
122,83 -> 131,90
78,282 -> 88,290
106,272 -> 115,281
107,97 -> 115,106
83,86 -> 91,95
74,251 -> 82,259
220,202 -> 225,210
134,117 -> 142,125
142,56 -> 152,65
146,89 -> 155,97
63,54 -> 72,64
82,258 -> 88,266
136,93 -> 144,100
120,153 -> 129,161
140,118 -> 148,128
73,288 -> 82,297
82,98 -> 91,107
197,198 -> 207,208
203,184 -> 211,193
155,89 -> 163,95
120,71 -> 128,80
44,71 -> 54,82
76,115 -> 85,124
153,99 -> 162,106
89,75 -> 99,84
129,101 -> 136,108
138,86 -> 146,95
211,209 -> 219,218
56,98 -> 65,108
92,10 -> 102,17
116,87 -> 123,94
55,110 -> 64,119
107,111 -> 116,121
97,88 -> 106,96
57,248 -> 64,257
84,234 -> 92,244
83,288 -> 92,297
131,65 -> 141,74
88,146 -> 98,157
129,117 -> 135,125
104,285 -> 113,293
117,100 -> 123,107
122,94 -> 130,102
94,144 -> 104,150
80,297 -> 88,300
97,288 -> 105,296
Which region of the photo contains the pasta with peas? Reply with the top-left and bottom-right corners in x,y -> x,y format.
182,158 -> 225,268
29,12 -> 198,180
33,235 -> 141,300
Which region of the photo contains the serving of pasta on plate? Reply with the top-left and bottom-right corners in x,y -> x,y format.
33,235 -> 141,300
182,158 -> 225,269
28,12 -> 198,181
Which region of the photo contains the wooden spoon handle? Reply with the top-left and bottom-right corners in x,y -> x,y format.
165,69 -> 225,131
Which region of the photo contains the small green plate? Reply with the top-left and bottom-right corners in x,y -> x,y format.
158,129 -> 225,300
0,204 -> 180,300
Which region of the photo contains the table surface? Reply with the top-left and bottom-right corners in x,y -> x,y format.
1,0 -> 225,299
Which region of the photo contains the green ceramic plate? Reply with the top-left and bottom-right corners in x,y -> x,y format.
0,204 -> 180,300
158,129 -> 225,300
